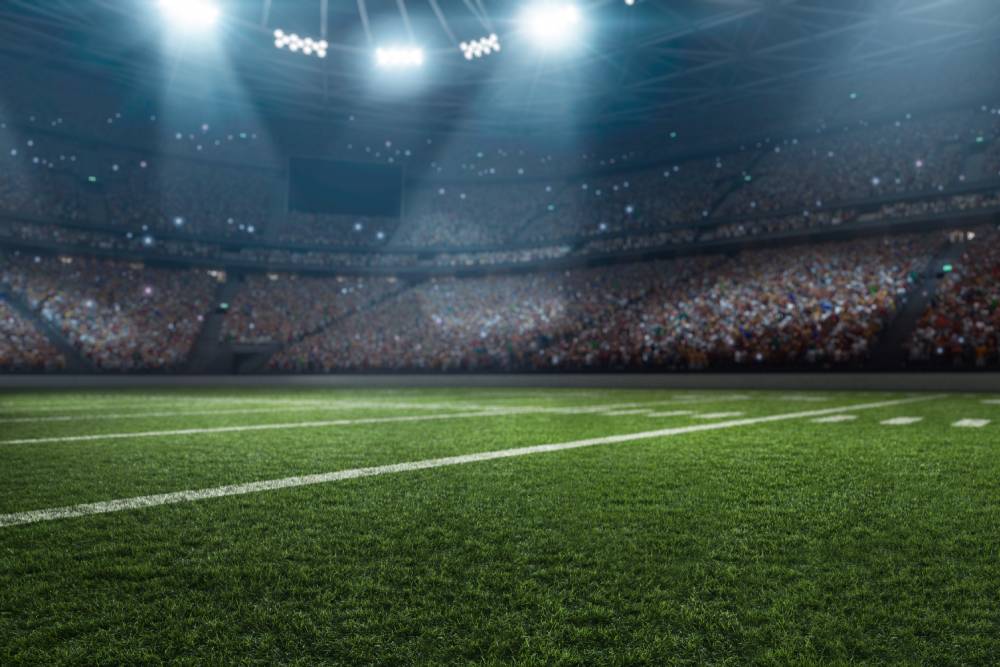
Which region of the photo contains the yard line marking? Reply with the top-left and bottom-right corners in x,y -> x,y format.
0,396 -> 737,421
0,402 -> 678,445
602,409 -> 652,416
0,395 -> 940,528
811,415 -> 857,423
982,400 -> 1000,406
880,417 -> 923,426
694,412 -> 745,419
0,405 -> 460,425
780,395 -> 830,402
645,411 -> 695,418
0,410 -> 536,446
952,419 -> 990,428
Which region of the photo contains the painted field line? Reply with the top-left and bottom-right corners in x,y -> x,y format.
811,415 -> 857,423
0,401 -> 525,425
0,405 -> 440,425
646,411 -> 695,418
0,396 -> 722,421
780,395 -> 830,402
982,399 -> 1000,406
881,417 -> 923,426
0,409 -> 543,446
952,419 -> 990,428
0,395 -> 940,528
0,400 -> 771,446
602,409 -> 652,416
694,412 -> 745,419
0,402 -> 671,446
0,399 -> 503,416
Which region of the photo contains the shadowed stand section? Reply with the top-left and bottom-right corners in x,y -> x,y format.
0,289 -> 93,372
868,240 -> 966,369
186,277 -> 244,373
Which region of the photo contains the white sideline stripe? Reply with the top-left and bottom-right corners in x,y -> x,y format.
0,405 -> 463,425
0,398 -> 721,422
811,415 -> 858,423
0,399 -> 515,419
0,402 -> 680,446
0,395 -> 939,528
881,417 -> 923,426
601,409 -> 652,416
694,412 -> 745,419
952,419 -> 990,428
646,411 -> 695,418
0,410 -> 532,446
0,400 -> 573,424
0,403 -> 728,445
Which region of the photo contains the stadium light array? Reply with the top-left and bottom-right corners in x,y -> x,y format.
375,47 -> 424,68
273,30 -> 328,58
460,34 -> 501,60
520,3 -> 582,49
158,0 -> 220,30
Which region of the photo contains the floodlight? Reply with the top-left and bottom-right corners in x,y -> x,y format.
158,0 -> 220,29
375,47 -> 424,68
520,4 -> 581,49
273,30 -> 328,58
460,34 -> 501,60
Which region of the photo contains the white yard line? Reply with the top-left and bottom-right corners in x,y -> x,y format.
645,411 -> 695,418
0,405 -> 441,425
601,409 -> 653,416
0,395 -> 940,528
0,398 -> 756,440
694,412 -> 745,419
0,409 -> 541,446
880,417 -> 924,426
0,402 -> 689,445
780,395 -> 830,402
811,415 -> 858,423
0,397 -> 729,422
981,399 -> 1000,406
952,419 -> 990,428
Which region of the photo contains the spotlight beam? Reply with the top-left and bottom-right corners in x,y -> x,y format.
395,0 -> 416,42
356,0 -> 373,45
158,0 -> 220,30
426,0 -> 459,45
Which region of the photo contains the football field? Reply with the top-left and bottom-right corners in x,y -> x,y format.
1,388 -> 998,664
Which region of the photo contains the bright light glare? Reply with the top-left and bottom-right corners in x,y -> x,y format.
520,4 -> 581,48
273,29 -> 328,58
158,0 -> 220,29
460,34 -> 501,60
375,47 -> 424,68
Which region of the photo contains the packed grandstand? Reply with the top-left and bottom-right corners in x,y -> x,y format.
1,84 -> 999,373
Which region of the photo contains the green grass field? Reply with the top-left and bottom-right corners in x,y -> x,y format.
1,387 -> 998,664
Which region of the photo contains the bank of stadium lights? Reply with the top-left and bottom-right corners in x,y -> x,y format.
375,47 -> 424,68
520,3 -> 582,49
460,34 -> 501,60
158,0 -> 219,30
273,30 -> 328,58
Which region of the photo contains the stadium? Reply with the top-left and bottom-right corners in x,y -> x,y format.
1,0 -> 999,662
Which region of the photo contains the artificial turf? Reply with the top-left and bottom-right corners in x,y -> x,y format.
0,388 -> 998,664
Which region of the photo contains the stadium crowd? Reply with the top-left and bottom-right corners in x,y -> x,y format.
907,227 -> 1000,368
221,273 -> 401,344
0,299 -> 65,371
0,251 -> 215,370
4,102 -> 1000,254
270,234 -> 939,372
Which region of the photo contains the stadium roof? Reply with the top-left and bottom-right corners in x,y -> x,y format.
2,0 -> 999,138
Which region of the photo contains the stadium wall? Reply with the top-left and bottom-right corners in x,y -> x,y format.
1,374 -> 997,392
